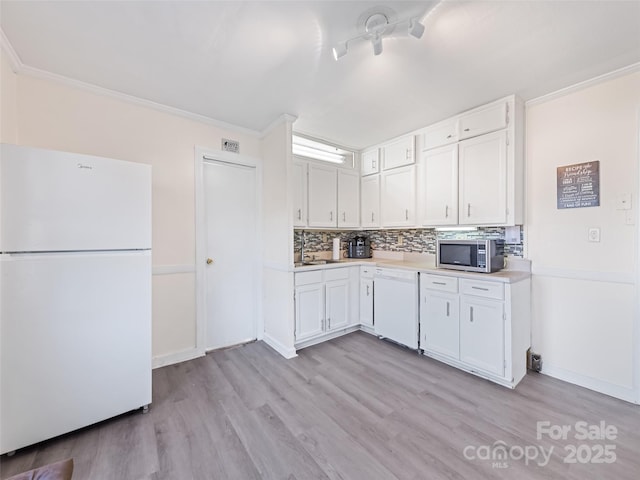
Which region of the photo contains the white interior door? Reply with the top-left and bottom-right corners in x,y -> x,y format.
204,161 -> 257,350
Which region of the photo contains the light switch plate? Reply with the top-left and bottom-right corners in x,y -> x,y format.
588,227 -> 601,242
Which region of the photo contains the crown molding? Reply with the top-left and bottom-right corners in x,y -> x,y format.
0,28 -> 262,137
526,62 -> 640,107
260,113 -> 298,138
0,28 -> 23,73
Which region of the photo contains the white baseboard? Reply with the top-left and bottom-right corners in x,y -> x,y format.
263,333 -> 297,359
152,347 -> 204,369
542,363 -> 638,404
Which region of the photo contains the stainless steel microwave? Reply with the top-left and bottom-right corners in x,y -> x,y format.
436,239 -> 505,273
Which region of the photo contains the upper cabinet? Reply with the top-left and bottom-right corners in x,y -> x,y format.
337,170 -> 360,228
306,162 -> 360,229
420,95 -> 523,227
361,148 -> 380,176
458,101 -> 508,140
381,135 -> 415,170
421,144 -> 458,226
308,163 -> 338,228
360,174 -> 380,229
293,160 -> 308,227
422,118 -> 458,151
458,130 -> 508,225
381,165 -> 416,227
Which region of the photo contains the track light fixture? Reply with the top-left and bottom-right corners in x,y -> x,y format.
332,13 -> 425,60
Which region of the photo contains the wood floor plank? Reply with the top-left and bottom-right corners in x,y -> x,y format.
2,331 -> 639,479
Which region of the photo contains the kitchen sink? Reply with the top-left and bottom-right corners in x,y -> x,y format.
294,259 -> 346,267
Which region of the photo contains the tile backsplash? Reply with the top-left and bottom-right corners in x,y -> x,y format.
294,227 -> 524,257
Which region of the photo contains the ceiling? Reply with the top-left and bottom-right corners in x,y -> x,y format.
1,1 -> 639,150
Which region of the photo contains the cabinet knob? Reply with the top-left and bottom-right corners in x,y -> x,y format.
464,128 -> 470,132
206,258 -> 214,265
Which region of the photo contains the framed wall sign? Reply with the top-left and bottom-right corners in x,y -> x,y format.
557,160 -> 600,209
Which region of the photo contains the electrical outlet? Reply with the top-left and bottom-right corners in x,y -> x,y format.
398,234 -> 403,246
588,227 -> 600,243
322,234 -> 327,243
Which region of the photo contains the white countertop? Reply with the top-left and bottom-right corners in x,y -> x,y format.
292,253 -> 531,284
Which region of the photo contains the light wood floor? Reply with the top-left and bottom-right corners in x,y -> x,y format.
2,331 -> 639,479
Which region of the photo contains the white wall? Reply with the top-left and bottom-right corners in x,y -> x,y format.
1,57 -> 263,365
261,118 -> 296,358
0,53 -> 17,143
526,71 -> 640,402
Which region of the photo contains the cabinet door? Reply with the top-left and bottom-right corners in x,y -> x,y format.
360,278 -> 374,327
325,279 -> 349,331
382,136 -> 415,170
381,165 -> 416,227
459,101 -> 508,140
295,283 -> 325,342
308,163 -> 337,227
361,148 -> 380,176
361,175 -> 380,228
459,296 -> 504,376
292,161 -> 307,227
422,144 -> 458,226
421,290 -> 460,359
459,130 -> 507,225
337,170 -> 360,228
422,118 -> 458,150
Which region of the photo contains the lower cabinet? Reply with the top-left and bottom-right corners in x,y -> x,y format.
420,272 -> 530,388
359,266 -> 374,332
295,267 -> 359,347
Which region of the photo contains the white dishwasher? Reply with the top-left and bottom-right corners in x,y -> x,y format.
374,267 -> 419,349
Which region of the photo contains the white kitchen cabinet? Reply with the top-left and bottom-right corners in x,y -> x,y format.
337,170 -> 360,228
422,118 -> 458,151
361,148 -> 380,176
360,174 -> 380,228
381,165 -> 416,227
325,279 -> 349,331
292,160 -> 307,227
420,274 -> 459,359
458,130 -> 508,225
294,267 -> 359,348
421,144 -> 458,226
308,163 -> 337,227
460,295 -> 505,377
359,266 -> 374,331
381,135 -> 415,170
458,100 -> 508,140
294,283 -> 324,342
419,272 -> 531,388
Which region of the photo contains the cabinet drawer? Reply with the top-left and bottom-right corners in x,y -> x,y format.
324,267 -> 350,281
459,102 -> 508,140
361,265 -> 375,278
295,270 -> 323,286
460,279 -> 504,300
421,273 -> 458,293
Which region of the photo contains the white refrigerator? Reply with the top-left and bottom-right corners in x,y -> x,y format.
0,143 -> 152,454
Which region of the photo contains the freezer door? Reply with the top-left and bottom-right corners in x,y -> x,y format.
0,144 -> 151,252
0,251 -> 152,454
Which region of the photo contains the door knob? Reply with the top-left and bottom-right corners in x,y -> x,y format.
206,258 -> 214,265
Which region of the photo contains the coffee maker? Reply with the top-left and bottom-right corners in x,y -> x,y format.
347,235 -> 371,258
